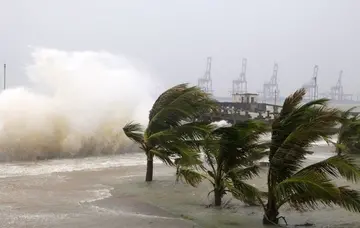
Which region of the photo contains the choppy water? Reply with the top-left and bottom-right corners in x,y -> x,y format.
1,146 -> 360,227
0,153 -> 161,178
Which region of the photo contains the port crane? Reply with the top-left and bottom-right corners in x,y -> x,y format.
302,65 -> 319,101
232,58 -> 247,94
262,63 -> 279,104
198,57 -> 213,94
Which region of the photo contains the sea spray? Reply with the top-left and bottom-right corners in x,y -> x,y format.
0,48 -> 155,161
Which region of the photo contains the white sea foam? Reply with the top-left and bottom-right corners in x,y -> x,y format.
0,153 -> 163,178
79,185 -> 114,203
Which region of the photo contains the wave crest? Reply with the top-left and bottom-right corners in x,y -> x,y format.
0,48 -> 154,161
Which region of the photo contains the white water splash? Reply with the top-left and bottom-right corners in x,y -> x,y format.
0,48 -> 156,161
211,120 -> 231,128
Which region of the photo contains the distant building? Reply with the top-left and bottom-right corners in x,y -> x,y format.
232,93 -> 259,104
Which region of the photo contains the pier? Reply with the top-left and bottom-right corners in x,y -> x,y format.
201,92 -> 359,125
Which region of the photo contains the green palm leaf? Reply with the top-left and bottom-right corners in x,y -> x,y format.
226,179 -> 265,206
337,107 -> 360,154
176,167 -> 204,187
123,122 -> 144,145
146,84 -> 217,136
150,148 -> 174,166
281,184 -> 360,213
295,154 -> 360,182
337,186 -> 360,213
149,83 -> 189,120
276,171 -> 339,210
147,122 -> 213,146
270,90 -> 341,182
228,165 -> 261,181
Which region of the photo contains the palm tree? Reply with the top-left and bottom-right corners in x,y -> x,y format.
123,83 -> 217,182
336,107 -> 360,155
261,88 -> 360,225
176,120 -> 269,207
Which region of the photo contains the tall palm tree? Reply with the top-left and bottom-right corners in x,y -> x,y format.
123,83 -> 217,182
336,107 -> 360,155
176,120 -> 269,207
261,88 -> 360,225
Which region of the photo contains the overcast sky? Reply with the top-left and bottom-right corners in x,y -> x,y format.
1,0 -> 359,97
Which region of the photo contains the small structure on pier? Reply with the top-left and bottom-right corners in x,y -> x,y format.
232,92 -> 259,104
228,92 -> 265,113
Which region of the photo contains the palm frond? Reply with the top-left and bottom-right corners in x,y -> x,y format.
228,165 -> 261,181
246,148 -> 269,163
173,150 -> 203,168
147,122 -> 214,146
284,185 -> 360,213
336,186 -> 360,213
213,120 -> 269,170
176,167 -> 204,187
146,84 -> 217,136
286,191 -> 334,212
270,99 -> 341,182
295,154 -> 360,182
337,108 -> 360,154
149,83 -> 188,119
276,171 -> 339,210
150,148 -> 174,166
123,122 -> 144,144
277,88 -> 306,120
201,143 -> 218,173
341,107 -> 358,120
226,179 -> 265,206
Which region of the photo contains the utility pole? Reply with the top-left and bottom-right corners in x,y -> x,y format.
3,63 -> 6,90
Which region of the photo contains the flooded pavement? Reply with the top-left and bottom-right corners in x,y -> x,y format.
0,154 -> 198,228
0,151 -> 360,227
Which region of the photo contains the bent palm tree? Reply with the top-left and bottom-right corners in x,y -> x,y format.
176,120 -> 269,207
336,107 -> 360,155
123,83 -> 217,182
262,88 -> 360,225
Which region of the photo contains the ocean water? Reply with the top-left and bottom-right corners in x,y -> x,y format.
1,146 -> 359,228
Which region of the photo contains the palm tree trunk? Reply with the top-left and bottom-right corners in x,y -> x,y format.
263,172 -> 279,225
145,154 -> 153,182
263,163 -> 279,225
263,198 -> 279,225
336,145 -> 342,155
214,188 -> 222,206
